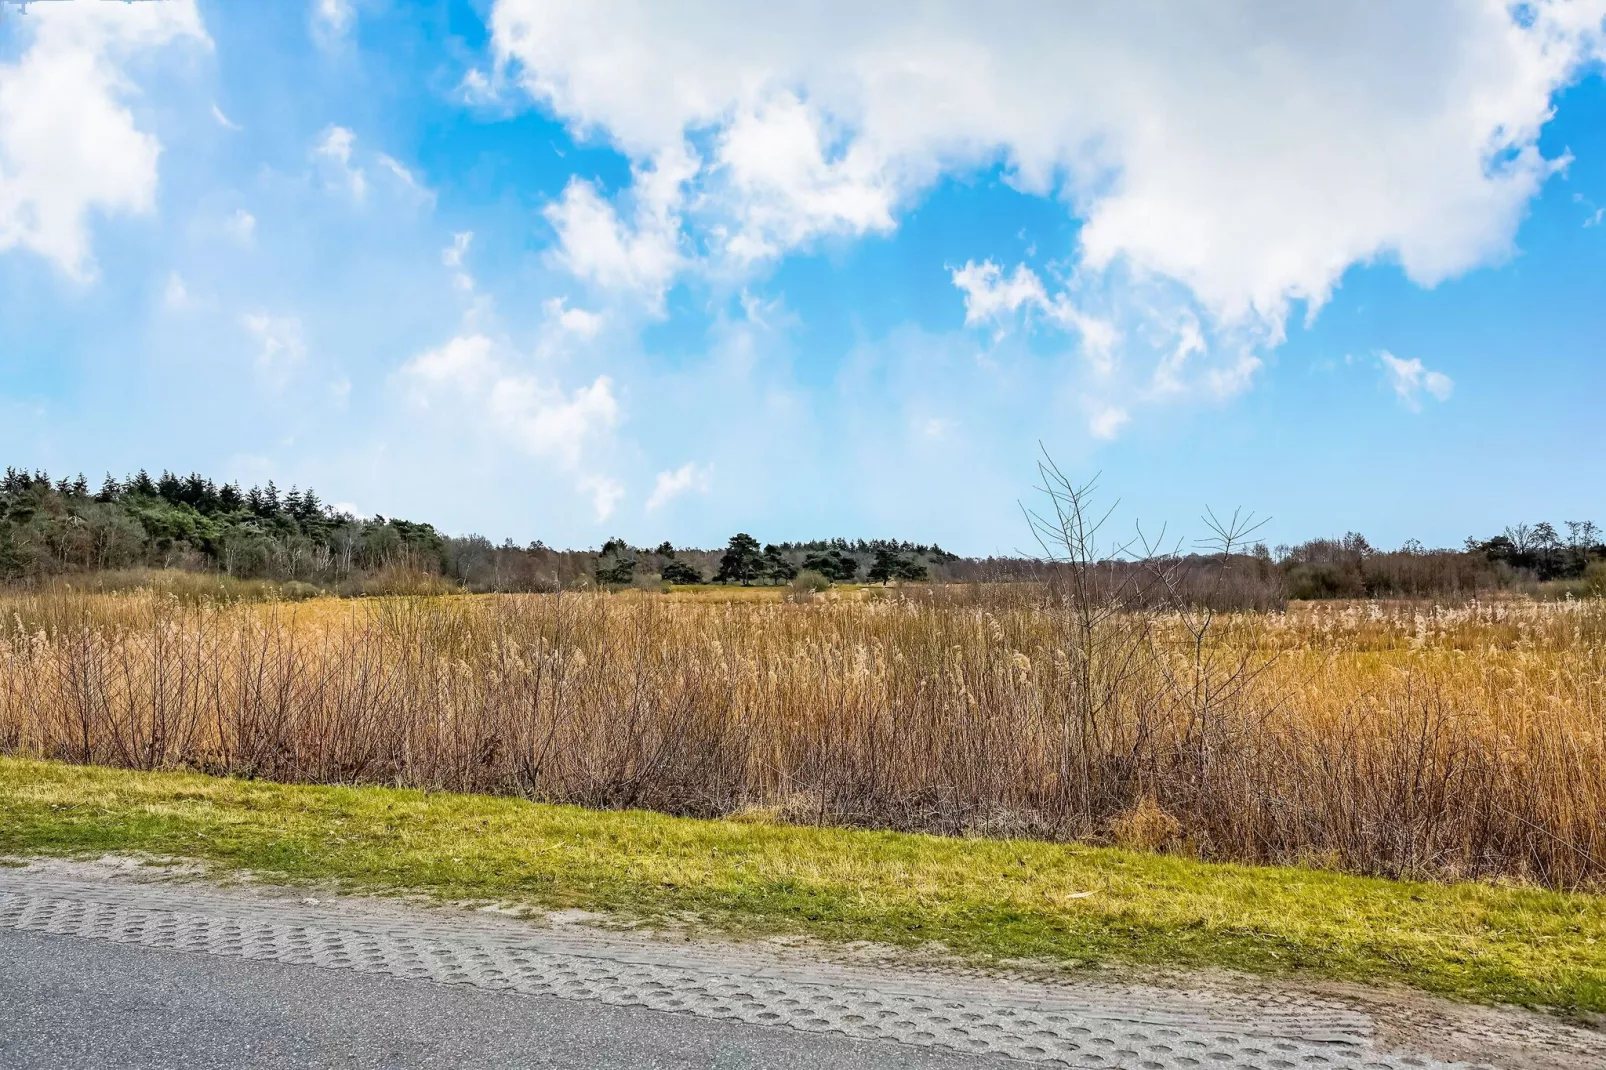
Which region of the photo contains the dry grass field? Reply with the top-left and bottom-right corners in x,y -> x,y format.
1,584 -> 1602,889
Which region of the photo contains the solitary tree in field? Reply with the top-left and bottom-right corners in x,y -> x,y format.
714,533 -> 765,585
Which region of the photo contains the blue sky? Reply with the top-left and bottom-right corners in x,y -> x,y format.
2,0 -> 1604,555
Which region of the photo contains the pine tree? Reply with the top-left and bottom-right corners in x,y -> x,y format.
661,560 -> 702,585
763,544 -> 797,584
594,537 -> 636,586
713,533 -> 765,585
157,471 -> 182,502
869,548 -> 929,585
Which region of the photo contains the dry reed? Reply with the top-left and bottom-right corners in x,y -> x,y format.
1,586 -> 1602,889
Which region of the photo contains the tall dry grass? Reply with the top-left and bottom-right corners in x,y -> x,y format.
1,585 -> 1602,888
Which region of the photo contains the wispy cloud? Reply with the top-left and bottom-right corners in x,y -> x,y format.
645,462 -> 712,512
241,312 -> 307,388
1379,351 -> 1453,411
314,125 -> 366,200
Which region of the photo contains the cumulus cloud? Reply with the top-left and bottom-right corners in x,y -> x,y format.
1379,351 -> 1454,410
543,297 -> 605,338
952,260 -> 1047,328
542,145 -> 694,309
0,0 -> 209,278
489,374 -> 619,468
645,461 -> 712,511
715,92 -> 898,262
401,332 -> 497,395
400,333 -> 620,481
491,0 -> 1605,415
1088,404 -> 1131,441
494,2 -> 1601,314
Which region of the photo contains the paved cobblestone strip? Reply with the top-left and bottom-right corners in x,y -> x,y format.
0,874 -> 1476,1070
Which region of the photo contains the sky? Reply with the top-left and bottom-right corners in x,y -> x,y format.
1,0 -> 1604,556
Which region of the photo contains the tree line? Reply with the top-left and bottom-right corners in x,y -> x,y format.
2,465 -> 1601,600
0,468 -> 952,592
591,533 -> 941,588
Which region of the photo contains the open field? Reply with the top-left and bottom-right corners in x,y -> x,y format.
3,758 -> 1605,1014
1,585 -> 1603,888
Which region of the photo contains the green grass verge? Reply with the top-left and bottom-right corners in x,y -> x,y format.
1,757 -> 1602,1013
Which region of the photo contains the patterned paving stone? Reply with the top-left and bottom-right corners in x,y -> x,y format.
0,868 -> 1485,1070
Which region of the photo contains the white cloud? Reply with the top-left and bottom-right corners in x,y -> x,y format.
543,297 -> 605,338
0,0 -> 209,278
951,258 -> 1123,375
645,461 -> 712,511
715,92 -> 898,261
1088,404 -> 1131,441
314,125 -> 366,199
377,153 -> 434,206
311,128 -> 429,206
400,333 -> 620,471
211,104 -> 242,131
492,0 -> 1606,393
241,312 -> 307,386
458,67 -> 502,107
579,474 -> 625,522
442,231 -> 475,291
225,208 -> 256,244
490,373 -> 619,467
952,260 -> 1047,328
543,145 -> 694,309
1379,350 -> 1454,410
311,0 -> 355,48
401,333 -> 497,396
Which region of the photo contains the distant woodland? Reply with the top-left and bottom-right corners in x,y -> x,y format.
1,467 -> 1602,601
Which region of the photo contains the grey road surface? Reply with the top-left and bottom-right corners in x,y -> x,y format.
0,863 -> 1480,1070
0,927 -> 1023,1069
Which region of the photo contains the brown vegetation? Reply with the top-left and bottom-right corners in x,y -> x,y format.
1,580 -> 1602,889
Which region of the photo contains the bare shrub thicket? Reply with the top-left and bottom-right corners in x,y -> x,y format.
3,566 -> 1603,888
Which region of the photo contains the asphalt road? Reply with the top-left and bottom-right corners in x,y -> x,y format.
0,863 -> 1497,1070
0,927 -> 1024,1070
